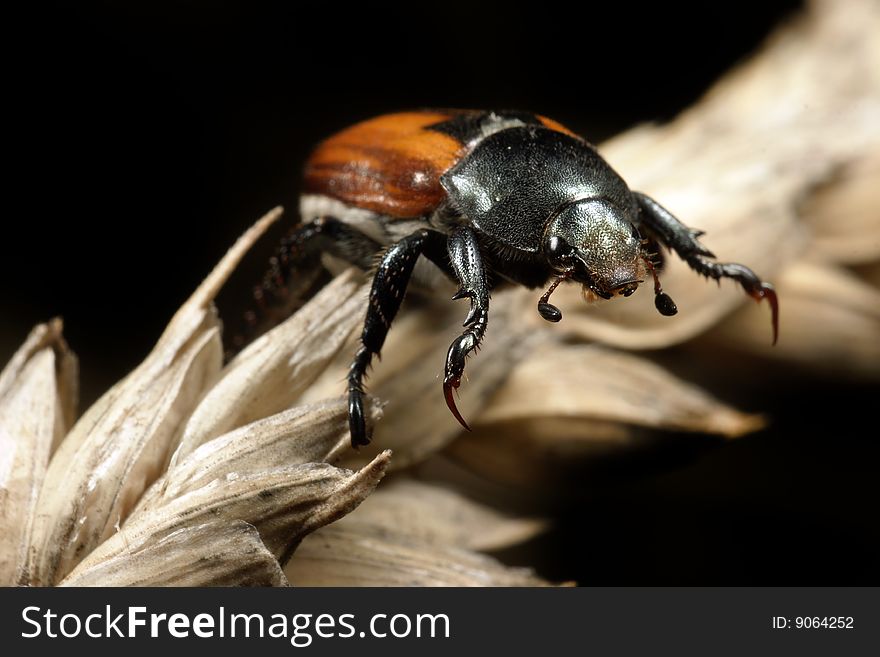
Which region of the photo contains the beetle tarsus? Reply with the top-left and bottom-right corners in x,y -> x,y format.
439,226 -> 490,428
442,325 -> 482,431
635,191 -> 777,343
692,261 -> 779,345
347,345 -> 374,446
348,386 -> 371,447
683,258 -> 779,344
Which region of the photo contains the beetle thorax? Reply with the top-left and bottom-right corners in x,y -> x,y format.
440,126 -> 637,254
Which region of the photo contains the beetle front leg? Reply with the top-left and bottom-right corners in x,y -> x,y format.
348,229 -> 447,447
634,191 -> 779,344
443,226 -> 490,430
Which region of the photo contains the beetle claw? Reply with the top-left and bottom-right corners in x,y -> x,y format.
443,376 -> 471,431
749,282 -> 779,346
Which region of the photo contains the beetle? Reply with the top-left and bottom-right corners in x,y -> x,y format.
253,109 -> 778,447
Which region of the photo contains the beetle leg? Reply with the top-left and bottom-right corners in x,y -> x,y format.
442,226 -> 490,431
634,192 -> 779,344
633,192 -> 716,259
348,229 -> 447,447
233,216 -> 381,354
261,215 -> 380,303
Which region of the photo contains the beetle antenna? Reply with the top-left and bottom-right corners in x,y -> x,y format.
537,272 -> 571,322
642,254 -> 678,316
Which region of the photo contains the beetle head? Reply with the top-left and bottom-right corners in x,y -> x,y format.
543,198 -> 645,299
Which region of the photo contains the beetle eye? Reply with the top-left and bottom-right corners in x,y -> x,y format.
545,236 -> 575,269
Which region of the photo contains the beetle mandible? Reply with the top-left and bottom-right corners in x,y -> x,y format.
252,110 -> 778,447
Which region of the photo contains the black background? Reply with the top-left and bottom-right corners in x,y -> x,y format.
3,1 -> 877,585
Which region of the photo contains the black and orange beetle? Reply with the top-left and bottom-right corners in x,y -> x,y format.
255,110 -> 778,447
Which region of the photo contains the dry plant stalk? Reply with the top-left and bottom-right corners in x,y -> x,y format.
1,0 -> 877,586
